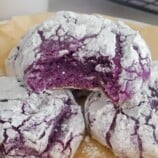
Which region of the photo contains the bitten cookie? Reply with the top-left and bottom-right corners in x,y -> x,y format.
6,11 -> 151,103
0,77 -> 85,158
85,62 -> 158,158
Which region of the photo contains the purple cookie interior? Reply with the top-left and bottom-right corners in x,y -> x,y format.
25,30 -> 150,103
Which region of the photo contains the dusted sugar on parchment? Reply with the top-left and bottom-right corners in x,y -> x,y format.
6,11 -> 151,103
85,62 -> 158,158
0,77 -> 85,158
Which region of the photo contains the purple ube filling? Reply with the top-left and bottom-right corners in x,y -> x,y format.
25,31 -> 150,103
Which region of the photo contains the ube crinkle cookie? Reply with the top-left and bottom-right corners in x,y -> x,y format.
0,77 -> 85,158
6,11 -> 151,103
85,62 -> 158,158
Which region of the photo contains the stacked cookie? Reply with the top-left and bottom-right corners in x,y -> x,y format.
1,11 -> 157,158
85,62 -> 158,158
0,78 -> 85,158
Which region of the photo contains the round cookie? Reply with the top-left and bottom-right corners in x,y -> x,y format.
0,77 -> 85,158
85,62 -> 158,158
6,11 -> 151,103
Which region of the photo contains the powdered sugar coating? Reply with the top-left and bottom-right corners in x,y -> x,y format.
0,77 -> 85,158
0,77 -> 28,100
6,11 -> 151,103
85,62 -> 158,158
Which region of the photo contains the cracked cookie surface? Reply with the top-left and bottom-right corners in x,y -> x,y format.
0,77 -> 85,158
6,11 -> 151,103
85,62 -> 158,158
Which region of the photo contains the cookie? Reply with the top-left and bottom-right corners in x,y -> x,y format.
0,77 -> 85,158
6,11 -> 151,103
85,62 -> 158,158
